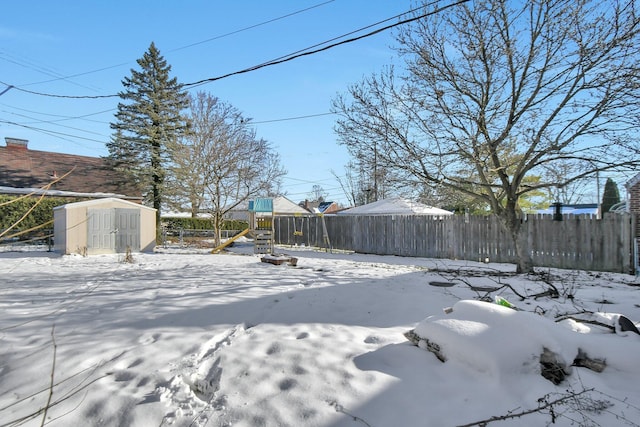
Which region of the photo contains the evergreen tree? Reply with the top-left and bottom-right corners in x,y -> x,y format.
107,42 -> 190,230
601,178 -> 621,215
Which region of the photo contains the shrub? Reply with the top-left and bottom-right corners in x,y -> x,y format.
161,216 -> 248,232
0,195 -> 85,232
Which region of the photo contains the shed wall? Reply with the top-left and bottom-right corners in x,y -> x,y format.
139,208 -> 156,252
53,208 -> 67,253
54,198 -> 155,255
54,205 -> 90,255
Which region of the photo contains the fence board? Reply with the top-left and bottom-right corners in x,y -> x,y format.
272,213 -> 635,273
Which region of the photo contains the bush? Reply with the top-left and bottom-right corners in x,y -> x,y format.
161,216 -> 248,232
0,195 -> 85,232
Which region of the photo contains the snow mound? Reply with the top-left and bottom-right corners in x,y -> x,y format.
406,300 -> 640,384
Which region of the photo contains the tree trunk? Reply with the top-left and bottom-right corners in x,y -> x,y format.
213,211 -> 223,247
513,228 -> 533,274
501,207 -> 534,274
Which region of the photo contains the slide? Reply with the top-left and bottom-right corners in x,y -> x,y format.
210,228 -> 250,254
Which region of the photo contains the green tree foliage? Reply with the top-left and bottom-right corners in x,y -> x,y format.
0,195 -> 83,235
107,42 -> 190,230
161,217 -> 248,232
332,0 -> 640,273
601,178 -> 621,214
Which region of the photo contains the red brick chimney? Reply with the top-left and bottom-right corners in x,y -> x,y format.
4,137 -> 29,150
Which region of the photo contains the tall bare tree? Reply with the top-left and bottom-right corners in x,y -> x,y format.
332,0 -> 640,272
167,92 -> 286,245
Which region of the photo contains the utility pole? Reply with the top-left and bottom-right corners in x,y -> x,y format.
596,170 -> 601,219
373,138 -> 378,202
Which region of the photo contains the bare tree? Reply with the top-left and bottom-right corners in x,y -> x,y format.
309,185 -> 328,203
167,92 -> 286,245
542,160 -> 593,205
332,0 -> 640,273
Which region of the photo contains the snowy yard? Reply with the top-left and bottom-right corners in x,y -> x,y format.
1,241 -> 640,426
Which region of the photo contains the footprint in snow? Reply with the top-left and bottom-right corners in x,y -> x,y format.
364,335 -> 381,344
138,333 -> 160,345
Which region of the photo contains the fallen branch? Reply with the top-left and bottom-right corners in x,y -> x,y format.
0,168 -> 75,239
456,388 -> 594,427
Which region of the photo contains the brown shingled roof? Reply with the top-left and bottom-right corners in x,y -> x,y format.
0,138 -> 140,197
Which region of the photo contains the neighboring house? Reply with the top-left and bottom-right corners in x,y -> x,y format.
626,173 -> 640,238
337,197 -> 453,216
225,196 -> 311,221
626,173 -> 640,212
537,203 -> 599,216
0,137 -> 140,200
300,199 -> 340,214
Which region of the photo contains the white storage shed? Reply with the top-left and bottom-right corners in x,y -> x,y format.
53,198 -> 156,255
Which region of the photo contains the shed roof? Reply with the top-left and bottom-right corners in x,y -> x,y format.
53,197 -> 155,211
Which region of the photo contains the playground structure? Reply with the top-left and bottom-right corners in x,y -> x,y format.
210,196 -> 331,257
210,198 -> 276,255
249,198 -> 275,254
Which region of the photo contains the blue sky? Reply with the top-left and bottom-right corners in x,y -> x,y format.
0,1 -> 412,206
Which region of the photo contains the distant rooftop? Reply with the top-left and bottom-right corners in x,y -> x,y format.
0,137 -> 140,198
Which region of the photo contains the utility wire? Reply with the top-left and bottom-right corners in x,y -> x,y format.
0,50 -> 103,91
1,0 -> 468,98
0,120 -> 108,145
0,81 -> 119,99
169,0 -> 336,52
3,0 -> 335,89
1,110 -> 106,135
185,0 -> 467,87
222,2 -> 428,77
251,112 -> 334,124
0,103 -> 113,122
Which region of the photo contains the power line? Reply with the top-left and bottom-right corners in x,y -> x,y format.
169,0 -> 336,53
2,0 -> 468,99
0,81 -> 119,99
1,110 -> 106,135
0,120 -> 108,145
3,0 -> 336,90
1,104 -> 113,123
251,112 -> 334,124
185,0 -> 461,88
0,50 -> 103,92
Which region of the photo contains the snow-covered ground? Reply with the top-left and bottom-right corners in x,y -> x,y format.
1,240 -> 639,427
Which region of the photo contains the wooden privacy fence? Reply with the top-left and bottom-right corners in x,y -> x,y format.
273,214 -> 636,274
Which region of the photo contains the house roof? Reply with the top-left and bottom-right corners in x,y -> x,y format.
337,197 -> 453,216
231,196 -> 310,215
317,201 -> 338,213
626,172 -> 640,189
0,138 -> 140,198
273,196 -> 312,215
537,203 -> 599,215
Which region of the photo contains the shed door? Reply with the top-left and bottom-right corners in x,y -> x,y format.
115,209 -> 140,252
87,208 -> 140,253
87,208 -> 116,252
